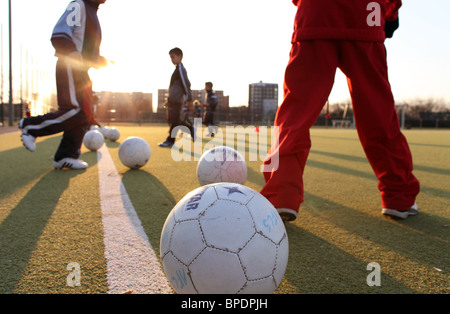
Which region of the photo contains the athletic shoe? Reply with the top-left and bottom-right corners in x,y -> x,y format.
53,158 -> 88,170
158,140 -> 174,148
21,134 -> 36,152
19,118 -> 25,129
19,118 -> 36,152
382,203 -> 418,219
277,208 -> 297,222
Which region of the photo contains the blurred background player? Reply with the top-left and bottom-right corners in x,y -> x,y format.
203,82 -> 218,137
261,0 -> 420,221
19,0 -> 108,169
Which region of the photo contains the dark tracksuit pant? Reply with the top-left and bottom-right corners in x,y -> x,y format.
166,101 -> 194,143
21,59 -> 93,161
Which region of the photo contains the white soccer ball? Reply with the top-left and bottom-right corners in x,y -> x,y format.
90,125 -> 100,131
197,146 -> 247,186
160,183 -> 289,294
83,130 -> 105,151
106,127 -> 120,142
99,126 -> 110,137
118,136 -> 151,169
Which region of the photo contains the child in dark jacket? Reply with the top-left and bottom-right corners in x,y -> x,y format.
19,0 -> 107,169
203,82 -> 218,137
159,47 -> 195,147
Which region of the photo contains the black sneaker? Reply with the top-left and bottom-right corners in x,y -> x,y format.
53,158 -> 88,170
277,208 -> 297,222
158,140 -> 174,148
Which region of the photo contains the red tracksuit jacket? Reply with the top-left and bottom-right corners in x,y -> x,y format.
292,0 -> 402,42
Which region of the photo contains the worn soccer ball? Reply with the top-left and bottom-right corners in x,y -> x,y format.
197,146 -> 247,186
118,137 -> 151,169
106,127 -> 120,142
83,130 -> 105,151
160,183 -> 289,294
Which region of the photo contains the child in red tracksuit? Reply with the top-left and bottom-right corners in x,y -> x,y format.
261,0 -> 420,221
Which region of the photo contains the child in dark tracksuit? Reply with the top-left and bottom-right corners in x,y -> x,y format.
203,82 -> 218,137
19,0 -> 106,169
261,0 -> 420,221
159,48 -> 195,147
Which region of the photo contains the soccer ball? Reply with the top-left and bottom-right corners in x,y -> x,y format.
99,126 -> 110,137
118,136 -> 151,169
106,127 -> 120,142
90,125 -> 100,132
160,183 -> 289,294
197,146 -> 247,186
83,130 -> 104,151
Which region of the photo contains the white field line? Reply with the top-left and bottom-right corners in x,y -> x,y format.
97,144 -> 172,294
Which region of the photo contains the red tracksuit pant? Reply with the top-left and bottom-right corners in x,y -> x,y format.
261,40 -> 420,212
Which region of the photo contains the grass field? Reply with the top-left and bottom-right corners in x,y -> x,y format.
0,124 -> 449,294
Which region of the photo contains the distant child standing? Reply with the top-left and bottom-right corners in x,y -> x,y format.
19,0 -> 107,169
261,0 -> 420,221
203,82 -> 218,137
159,48 -> 195,147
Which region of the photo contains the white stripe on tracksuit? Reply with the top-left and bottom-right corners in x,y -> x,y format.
67,63 -> 81,109
178,64 -> 189,96
22,108 -> 80,133
22,63 -> 80,133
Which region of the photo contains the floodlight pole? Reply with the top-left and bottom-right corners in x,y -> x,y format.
1,23 -> 4,125
8,0 -> 13,126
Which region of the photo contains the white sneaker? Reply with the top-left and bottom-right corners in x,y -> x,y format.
53,158 -> 88,170
21,134 -> 36,152
382,203 -> 418,219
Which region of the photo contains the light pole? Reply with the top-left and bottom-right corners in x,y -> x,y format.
1,23 -> 4,125
8,0 -> 13,126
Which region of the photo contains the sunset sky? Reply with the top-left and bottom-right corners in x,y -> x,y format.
1,0 -> 450,110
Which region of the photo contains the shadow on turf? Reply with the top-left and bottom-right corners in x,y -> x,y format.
282,224 -> 417,293
247,148 -> 449,201
307,150 -> 450,200
310,149 -> 450,177
105,141 -> 120,149
280,192 -> 449,293
0,135 -> 98,219
305,191 -> 449,249
0,134 -> 100,293
242,155 -> 449,292
0,167 -> 86,293
121,169 -> 177,254
247,150 -> 449,238
0,137 -> 63,200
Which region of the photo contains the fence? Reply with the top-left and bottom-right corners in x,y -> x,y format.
2,103 -> 449,129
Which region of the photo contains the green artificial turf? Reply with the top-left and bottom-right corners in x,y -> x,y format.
0,125 -> 448,294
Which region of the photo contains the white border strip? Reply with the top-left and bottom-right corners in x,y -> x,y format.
97,144 -> 172,294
